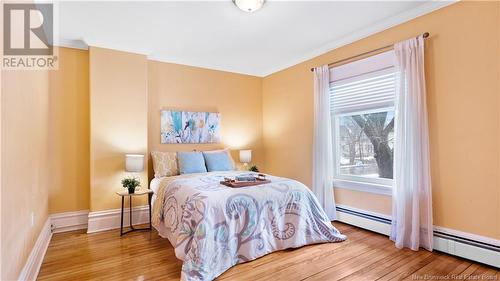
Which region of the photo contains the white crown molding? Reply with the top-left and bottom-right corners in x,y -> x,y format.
18,218 -> 52,281
55,38 -> 89,50
86,41 -> 150,57
147,56 -> 261,77
58,41 -> 256,77
260,1 -> 457,76
57,1 -> 457,77
87,205 -> 150,234
50,210 -> 89,233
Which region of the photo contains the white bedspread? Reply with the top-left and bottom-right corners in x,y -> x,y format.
152,171 -> 346,281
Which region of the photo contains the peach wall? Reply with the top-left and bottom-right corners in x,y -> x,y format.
51,49 -> 263,214
1,69 -> 50,279
263,1 -> 500,239
48,47 -> 90,213
4,3 -> 495,253
89,47 -> 148,211
334,189 -> 392,215
148,61 -> 263,177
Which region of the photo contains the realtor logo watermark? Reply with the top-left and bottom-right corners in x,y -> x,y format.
2,3 -> 58,70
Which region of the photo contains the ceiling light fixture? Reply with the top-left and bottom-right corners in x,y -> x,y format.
233,0 -> 265,13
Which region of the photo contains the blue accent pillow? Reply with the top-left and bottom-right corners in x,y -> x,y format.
177,152 -> 207,174
203,151 -> 234,172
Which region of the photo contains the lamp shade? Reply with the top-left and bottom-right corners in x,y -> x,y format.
125,154 -> 144,172
239,150 -> 252,164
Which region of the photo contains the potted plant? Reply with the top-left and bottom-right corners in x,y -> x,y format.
121,176 -> 141,194
249,165 -> 259,172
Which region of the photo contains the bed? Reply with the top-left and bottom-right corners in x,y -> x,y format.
151,170 -> 346,281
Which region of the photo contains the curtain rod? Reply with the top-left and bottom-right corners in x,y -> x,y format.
310,32 -> 429,72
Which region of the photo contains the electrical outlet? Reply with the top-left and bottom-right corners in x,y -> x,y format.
31,212 -> 35,227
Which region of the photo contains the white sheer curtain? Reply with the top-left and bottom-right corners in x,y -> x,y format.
312,65 -> 337,220
390,36 -> 433,251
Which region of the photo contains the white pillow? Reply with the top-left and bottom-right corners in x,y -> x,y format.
151,151 -> 179,178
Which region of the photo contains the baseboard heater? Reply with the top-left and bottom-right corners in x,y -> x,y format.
335,206 -> 500,268
433,230 -> 499,253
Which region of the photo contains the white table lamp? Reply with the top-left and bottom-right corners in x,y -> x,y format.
239,150 -> 252,167
125,154 -> 144,173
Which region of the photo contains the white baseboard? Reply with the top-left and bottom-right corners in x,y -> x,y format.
433,225 -> 500,248
335,205 -> 500,268
433,233 -> 500,268
18,218 -> 52,281
16,207 -> 150,281
336,206 -> 391,236
17,205 -> 498,281
50,210 -> 89,233
49,206 -> 150,234
87,205 -> 150,234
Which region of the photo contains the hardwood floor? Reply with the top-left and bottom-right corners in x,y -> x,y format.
37,223 -> 498,280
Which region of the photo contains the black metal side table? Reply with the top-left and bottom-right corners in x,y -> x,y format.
115,189 -> 154,236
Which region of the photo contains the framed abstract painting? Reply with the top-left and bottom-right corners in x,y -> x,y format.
160,110 -> 221,144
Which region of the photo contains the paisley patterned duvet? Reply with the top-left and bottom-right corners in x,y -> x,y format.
152,171 -> 346,281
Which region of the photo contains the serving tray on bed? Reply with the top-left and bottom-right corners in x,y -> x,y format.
220,178 -> 271,188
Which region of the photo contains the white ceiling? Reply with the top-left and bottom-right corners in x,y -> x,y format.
57,1 -> 453,77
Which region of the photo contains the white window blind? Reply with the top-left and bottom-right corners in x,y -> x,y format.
330,67 -> 396,114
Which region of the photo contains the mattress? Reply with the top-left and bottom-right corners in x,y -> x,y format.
150,177 -> 162,206
151,171 -> 346,281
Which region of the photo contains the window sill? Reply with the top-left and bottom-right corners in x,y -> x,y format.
333,179 -> 392,196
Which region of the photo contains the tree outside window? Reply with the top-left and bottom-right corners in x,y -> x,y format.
338,110 -> 394,180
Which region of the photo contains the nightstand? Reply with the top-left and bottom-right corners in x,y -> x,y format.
115,189 -> 154,236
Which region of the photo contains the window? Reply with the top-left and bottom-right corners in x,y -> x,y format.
330,54 -> 396,195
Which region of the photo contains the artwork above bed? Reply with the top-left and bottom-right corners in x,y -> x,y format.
161,110 -> 221,144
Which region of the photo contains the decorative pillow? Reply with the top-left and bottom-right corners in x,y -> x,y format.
151,151 -> 179,178
203,150 -> 234,172
177,151 -> 208,174
203,148 -> 236,170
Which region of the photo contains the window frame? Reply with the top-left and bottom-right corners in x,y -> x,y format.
330,60 -> 396,196
332,107 -> 394,196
